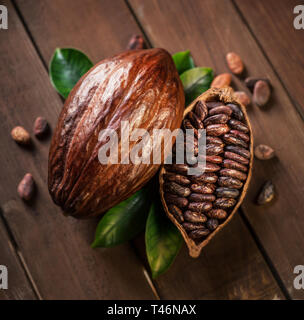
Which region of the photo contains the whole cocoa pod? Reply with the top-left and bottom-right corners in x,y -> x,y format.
48,49 -> 185,218
159,87 -> 253,258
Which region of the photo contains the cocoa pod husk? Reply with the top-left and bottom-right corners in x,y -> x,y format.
159,87 -> 253,258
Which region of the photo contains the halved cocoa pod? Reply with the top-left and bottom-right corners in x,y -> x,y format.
160,87 -> 253,258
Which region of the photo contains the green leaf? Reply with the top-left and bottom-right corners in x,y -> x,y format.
172,50 -> 195,75
180,67 -> 213,105
49,48 -> 93,98
92,188 -> 151,248
145,201 -> 183,279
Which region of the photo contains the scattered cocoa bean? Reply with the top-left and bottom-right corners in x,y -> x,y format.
208,105 -> 233,117
33,117 -> 49,138
254,144 -> 275,160
253,80 -> 271,107
184,210 -> 207,223
206,209 -> 227,220
211,73 -> 232,88
216,187 -> 240,198
126,34 -> 146,50
245,77 -> 271,92
256,181 -> 275,205
223,159 -> 248,172
17,173 -> 35,201
226,52 -> 244,74
234,91 -> 250,107
11,126 -> 31,145
206,124 -> 230,136
203,114 -> 229,126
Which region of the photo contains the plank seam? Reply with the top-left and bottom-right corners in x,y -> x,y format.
231,0 -> 304,122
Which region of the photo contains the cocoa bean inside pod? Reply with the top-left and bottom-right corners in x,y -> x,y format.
48,49 -> 185,218
160,87 -> 253,258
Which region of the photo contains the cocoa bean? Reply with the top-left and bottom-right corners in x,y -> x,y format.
224,152 -> 249,165
206,218 -> 219,231
11,126 -> 31,145
164,173 -> 191,186
228,119 -> 249,133
234,91 -> 250,107
218,176 -> 243,189
127,34 -> 146,50
189,228 -> 210,239
223,134 -> 248,148
256,181 -> 275,205
229,130 -> 250,143
220,168 -> 247,181
188,202 -> 213,213
211,73 -> 232,88
226,52 -> 244,74
205,101 -> 223,109
253,80 -> 271,107
165,193 -> 188,208
184,210 -> 207,223
206,144 -> 224,156
245,77 -> 271,92
17,173 -> 35,201
208,105 -> 233,117
206,136 -> 225,147
168,204 -> 184,223
189,193 -> 216,202
226,145 -> 250,159
198,155 -> 223,164
214,197 -> 236,209
191,172 -> 218,184
206,124 -> 230,136
206,209 -> 227,220
183,222 -> 206,231
254,144 -> 275,160
191,183 -> 215,194
165,182 -> 191,197
188,111 -> 204,129
223,159 -> 248,172
203,114 -> 229,126
194,100 -> 208,121
216,187 -> 240,198
165,164 -> 189,174
33,117 -> 49,138
183,119 -> 199,138
226,103 -> 244,121
204,162 -> 221,172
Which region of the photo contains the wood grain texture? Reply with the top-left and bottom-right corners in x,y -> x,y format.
0,221 -> 36,300
0,0 -> 154,299
235,0 -> 304,117
129,0 -> 304,299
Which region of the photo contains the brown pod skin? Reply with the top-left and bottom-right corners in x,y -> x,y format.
48,49 -> 184,218
168,205 -> 184,223
223,134 -> 248,149
164,173 -> 191,186
184,210 -> 207,223
218,176 -> 243,189
226,52 -> 244,75
203,114 -> 229,126
189,193 -> 216,202
206,209 -> 227,220
208,105 -> 233,117
194,101 -> 208,120
165,182 -> 191,197
229,130 -> 250,143
206,124 -> 230,136
165,193 -> 188,208
226,145 -> 250,159
160,87 -> 253,258
223,159 -> 248,172
191,183 -> 215,194
220,168 -> 247,181
17,173 -> 35,201
229,119 -> 249,133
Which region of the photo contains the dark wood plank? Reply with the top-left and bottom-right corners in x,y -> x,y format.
0,0 -> 154,299
129,0 -> 304,299
0,221 -> 36,300
235,0 -> 304,117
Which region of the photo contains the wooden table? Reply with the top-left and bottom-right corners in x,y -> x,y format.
0,0 -> 303,300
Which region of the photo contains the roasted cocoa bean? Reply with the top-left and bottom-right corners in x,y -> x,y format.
191,172 -> 218,184
234,91 -> 250,107
253,80 -> 271,107
214,197 -> 236,209
205,101 -> 223,109
220,168 -> 247,181
256,181 -> 275,205
229,130 -> 250,143
205,162 -> 221,172
226,145 -> 250,159
206,218 -> 219,231
189,228 -> 210,239
206,136 -> 225,147
211,73 -> 231,88
206,209 -> 227,220
254,144 -> 275,160
206,144 -> 224,156
17,173 -> 35,201
226,52 -> 244,75
226,103 -> 244,121
206,124 -> 230,136
203,114 -> 229,126
245,77 -> 271,92
168,205 -> 184,223
127,34 -> 146,50
191,183 -> 215,194
11,126 -> 31,145
188,111 -> 204,129
188,201 -> 213,213
184,210 -> 207,223
208,105 -> 233,117
194,100 -> 208,121
198,155 -> 223,164
165,163 -> 189,174
164,173 -> 191,186
165,193 -> 188,208
224,152 -> 249,165
183,222 -> 206,231
165,182 -> 191,197
189,193 -> 216,202
228,119 -> 249,133
33,117 -> 49,138
218,176 -> 243,189
223,134 -> 248,148
223,159 -> 248,172
183,119 -> 199,137
216,187 -> 240,198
